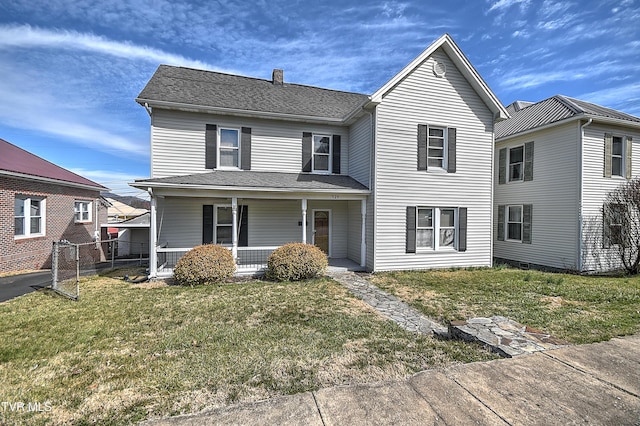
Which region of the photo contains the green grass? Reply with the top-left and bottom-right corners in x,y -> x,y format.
370,268 -> 640,345
0,271 -> 495,425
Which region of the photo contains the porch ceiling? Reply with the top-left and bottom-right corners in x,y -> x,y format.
132,170 -> 370,199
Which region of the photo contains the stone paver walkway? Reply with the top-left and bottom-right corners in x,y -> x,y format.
327,271 -> 447,335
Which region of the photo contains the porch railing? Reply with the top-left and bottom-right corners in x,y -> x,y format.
155,245 -> 279,276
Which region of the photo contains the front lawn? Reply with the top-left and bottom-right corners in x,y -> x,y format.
370,268 -> 640,344
0,272 -> 495,425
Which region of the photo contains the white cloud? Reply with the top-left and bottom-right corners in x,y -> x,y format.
0,24 -> 222,71
487,0 -> 531,13
69,168 -> 150,197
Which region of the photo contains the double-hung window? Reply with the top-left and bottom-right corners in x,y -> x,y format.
427,127 -> 446,169
506,205 -> 523,241
74,200 -> 91,223
604,203 -> 625,246
611,136 -> 624,177
313,134 -> 331,173
416,207 -> 457,250
215,206 -> 233,245
15,196 -> 45,238
508,146 -> 524,181
219,128 -> 240,168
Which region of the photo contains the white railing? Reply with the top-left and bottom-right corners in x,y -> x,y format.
155,245 -> 280,276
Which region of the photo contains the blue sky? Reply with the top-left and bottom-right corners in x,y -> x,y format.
1,0 -> 639,197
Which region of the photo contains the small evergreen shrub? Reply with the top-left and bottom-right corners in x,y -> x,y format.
266,243 -> 328,281
173,244 -> 236,285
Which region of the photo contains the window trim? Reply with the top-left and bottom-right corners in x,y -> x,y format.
74,200 -> 92,223
416,206 -> 458,251
14,196 -> 46,239
217,127 -> 241,169
508,145 -> 524,182
427,126 -> 448,171
214,204 -> 233,246
611,135 -> 625,178
312,134 -> 332,174
505,205 -> 523,242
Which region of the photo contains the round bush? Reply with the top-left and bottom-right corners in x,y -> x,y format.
173,244 -> 236,285
266,243 -> 328,281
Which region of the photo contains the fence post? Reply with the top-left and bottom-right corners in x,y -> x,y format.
75,243 -> 80,300
111,240 -> 115,269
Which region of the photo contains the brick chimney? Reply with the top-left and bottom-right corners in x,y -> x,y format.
272,69 -> 283,85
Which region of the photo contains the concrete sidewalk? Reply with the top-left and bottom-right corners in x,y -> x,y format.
142,334 -> 640,425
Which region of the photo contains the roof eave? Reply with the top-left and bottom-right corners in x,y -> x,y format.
0,170 -> 107,192
370,34 -> 509,121
130,180 -> 370,195
136,98 -> 351,125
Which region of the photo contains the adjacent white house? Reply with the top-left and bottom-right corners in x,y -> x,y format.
494,95 -> 640,272
131,34 -> 508,277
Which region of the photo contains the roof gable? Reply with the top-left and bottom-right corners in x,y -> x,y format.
496,95 -> 640,139
0,138 -> 106,190
370,34 -> 508,120
137,65 -> 370,123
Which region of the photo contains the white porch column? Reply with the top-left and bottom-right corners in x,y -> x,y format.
360,199 -> 367,267
149,188 -> 158,278
301,198 -> 307,244
231,197 -> 238,260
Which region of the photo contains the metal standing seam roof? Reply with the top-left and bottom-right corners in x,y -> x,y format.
496,95 -> 640,139
0,138 -> 106,190
133,170 -> 369,192
136,65 -> 371,121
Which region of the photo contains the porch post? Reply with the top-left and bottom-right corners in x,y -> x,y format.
149,188 -> 158,278
301,198 -> 307,244
360,199 -> 366,268
231,197 -> 238,260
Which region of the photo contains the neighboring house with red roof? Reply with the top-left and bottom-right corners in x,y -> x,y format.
494,95 -> 640,272
0,138 -> 109,273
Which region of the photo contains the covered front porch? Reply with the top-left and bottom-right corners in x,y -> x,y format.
132,171 -> 370,278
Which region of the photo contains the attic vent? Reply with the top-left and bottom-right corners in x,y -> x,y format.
272,69 -> 283,85
433,60 -> 446,78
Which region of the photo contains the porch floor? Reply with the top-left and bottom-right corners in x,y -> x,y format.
328,258 -> 366,273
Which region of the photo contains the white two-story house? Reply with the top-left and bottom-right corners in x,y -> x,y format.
494,95 -> 640,272
132,34 -> 508,277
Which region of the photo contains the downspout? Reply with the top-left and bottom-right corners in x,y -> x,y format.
577,118 -> 593,272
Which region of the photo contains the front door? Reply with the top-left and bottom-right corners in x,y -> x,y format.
313,210 -> 329,255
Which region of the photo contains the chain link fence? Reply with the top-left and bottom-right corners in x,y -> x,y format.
51,238 -> 150,300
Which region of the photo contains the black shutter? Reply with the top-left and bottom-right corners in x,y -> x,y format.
458,207 -> 467,252
498,148 -> 506,184
626,136 -> 633,179
205,124 -> 217,169
203,205 -> 214,244
417,125 -> 427,171
524,141 -> 534,181
302,132 -> 312,172
602,204 -> 611,249
497,205 -> 505,241
238,205 -> 248,247
447,127 -> 457,173
406,206 -> 416,253
332,135 -> 341,174
523,204 -> 532,244
241,127 -> 251,170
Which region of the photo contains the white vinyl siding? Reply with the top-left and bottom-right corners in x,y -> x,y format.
373,48 -> 494,271
150,110 -> 349,178
348,114 -> 372,187
581,124 -> 640,271
495,122 -> 580,270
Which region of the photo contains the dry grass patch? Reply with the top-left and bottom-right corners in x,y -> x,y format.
0,272 -> 495,425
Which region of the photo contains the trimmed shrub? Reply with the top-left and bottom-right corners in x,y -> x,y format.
266,243 -> 328,281
173,244 -> 236,285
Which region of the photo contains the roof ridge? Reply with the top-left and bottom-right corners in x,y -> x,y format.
553,95 -> 584,115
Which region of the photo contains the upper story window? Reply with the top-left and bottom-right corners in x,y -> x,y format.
219,128 -> 240,168
15,196 -> 45,238
427,127 -> 446,169
508,146 -> 524,181
313,134 -> 331,173
604,133 -> 632,179
74,200 -> 92,223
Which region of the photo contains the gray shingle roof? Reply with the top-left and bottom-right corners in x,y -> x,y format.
135,170 -> 369,192
137,65 -> 370,121
496,95 -> 640,139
